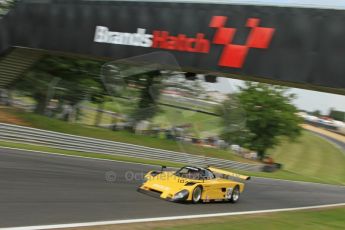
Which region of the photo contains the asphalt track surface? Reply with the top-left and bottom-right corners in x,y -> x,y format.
0,148 -> 345,228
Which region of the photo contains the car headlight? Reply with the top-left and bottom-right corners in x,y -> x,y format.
173,189 -> 189,200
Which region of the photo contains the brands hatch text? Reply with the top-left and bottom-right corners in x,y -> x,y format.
94,26 -> 210,53
93,16 -> 275,68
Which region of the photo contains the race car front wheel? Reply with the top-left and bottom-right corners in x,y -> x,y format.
192,186 -> 202,203
230,185 -> 240,203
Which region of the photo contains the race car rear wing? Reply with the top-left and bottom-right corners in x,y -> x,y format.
208,167 -> 251,181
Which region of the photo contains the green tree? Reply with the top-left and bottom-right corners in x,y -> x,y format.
329,109 -> 345,121
128,70 -> 204,124
0,0 -> 17,17
311,110 -> 322,117
219,82 -> 302,160
14,55 -> 106,117
129,70 -> 162,123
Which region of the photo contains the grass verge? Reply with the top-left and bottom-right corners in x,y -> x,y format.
154,206 -> 345,230
268,131 -> 345,185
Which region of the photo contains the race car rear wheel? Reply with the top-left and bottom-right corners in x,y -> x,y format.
192,186 -> 203,203
230,185 -> 240,203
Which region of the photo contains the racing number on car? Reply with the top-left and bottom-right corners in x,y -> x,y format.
225,188 -> 233,199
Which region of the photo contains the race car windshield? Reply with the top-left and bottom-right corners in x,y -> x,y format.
174,167 -> 215,180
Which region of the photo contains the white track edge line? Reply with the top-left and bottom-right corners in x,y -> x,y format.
1,203 -> 345,230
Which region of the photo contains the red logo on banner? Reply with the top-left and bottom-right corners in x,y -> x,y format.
209,16 -> 275,68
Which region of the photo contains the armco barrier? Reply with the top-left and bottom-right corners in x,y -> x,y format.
0,123 -> 263,171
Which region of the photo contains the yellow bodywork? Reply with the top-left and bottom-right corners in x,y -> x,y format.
138,167 -> 248,202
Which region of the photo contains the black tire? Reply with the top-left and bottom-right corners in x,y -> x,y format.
230,186 -> 240,203
192,186 -> 203,203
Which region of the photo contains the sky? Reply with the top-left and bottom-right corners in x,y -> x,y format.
202,77 -> 345,115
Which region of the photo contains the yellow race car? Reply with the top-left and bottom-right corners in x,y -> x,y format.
138,165 -> 250,203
